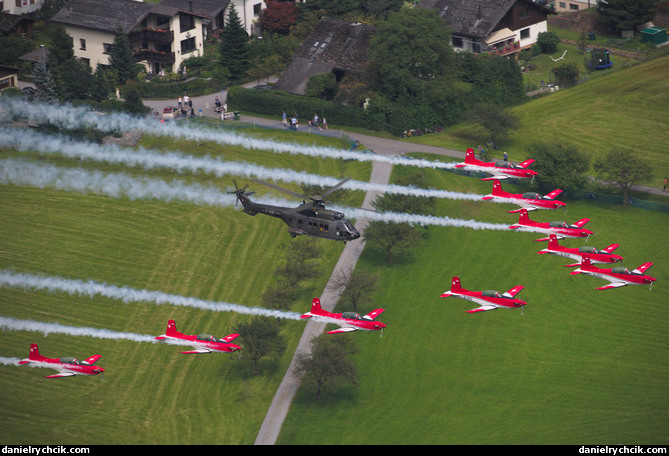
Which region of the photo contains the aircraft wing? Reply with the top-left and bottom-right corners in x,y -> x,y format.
83,355 -> 102,365
571,218 -> 590,228
518,159 -> 535,168
326,327 -> 358,334
181,348 -> 213,354
545,189 -> 563,199
46,371 -> 76,378
221,333 -> 240,343
481,174 -> 509,181
364,309 -> 385,320
466,305 -> 498,313
503,285 -> 524,298
596,283 -> 628,290
633,262 -> 653,274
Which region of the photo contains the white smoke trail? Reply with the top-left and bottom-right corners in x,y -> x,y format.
0,127 -> 485,202
0,356 -> 21,366
0,158 -> 515,231
0,269 -> 303,320
0,315 -> 156,343
0,98 -> 460,171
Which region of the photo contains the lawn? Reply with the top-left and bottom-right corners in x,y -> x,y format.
407,55 -> 669,190
278,162 -> 669,445
0,125 -> 370,445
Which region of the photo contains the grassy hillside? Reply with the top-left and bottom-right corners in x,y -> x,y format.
408,55 -> 669,189
0,126 -> 369,445
278,166 -> 669,445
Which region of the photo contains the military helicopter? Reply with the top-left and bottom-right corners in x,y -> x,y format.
229,178 -> 361,243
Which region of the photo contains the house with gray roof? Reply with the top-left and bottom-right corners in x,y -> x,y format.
51,0 -> 209,74
273,17 -> 375,96
418,0 -> 551,56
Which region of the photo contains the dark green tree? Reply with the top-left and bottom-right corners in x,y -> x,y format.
237,317 -> 286,375
597,0 -> 657,31
363,221 -> 423,265
305,72 -> 337,100
368,7 -> 455,101
295,335 -> 359,400
219,4 -> 251,83
594,149 -> 653,205
31,60 -> 57,101
525,141 -> 590,193
467,103 -> 520,149
331,268 -> 378,313
109,26 -> 137,86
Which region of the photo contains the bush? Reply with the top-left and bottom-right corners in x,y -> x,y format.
537,31 -> 560,54
226,86 -> 384,130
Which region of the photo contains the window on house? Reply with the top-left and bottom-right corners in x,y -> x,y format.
180,37 -> 196,55
569,3 -> 579,10
103,43 -> 112,54
253,3 -> 261,16
452,36 -> 463,48
79,39 -> 86,50
520,28 -> 530,40
519,7 -> 530,19
179,14 -> 195,33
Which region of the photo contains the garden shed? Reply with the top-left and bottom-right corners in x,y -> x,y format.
640,27 -> 667,45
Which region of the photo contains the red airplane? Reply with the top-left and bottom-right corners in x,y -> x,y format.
155,320 -> 241,354
537,234 -> 623,266
482,180 -> 566,213
508,208 -> 593,241
440,276 -> 527,313
455,148 -> 537,181
18,344 -> 105,378
569,255 -> 656,290
300,298 -> 386,334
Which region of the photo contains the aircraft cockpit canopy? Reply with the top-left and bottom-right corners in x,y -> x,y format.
482,290 -> 501,298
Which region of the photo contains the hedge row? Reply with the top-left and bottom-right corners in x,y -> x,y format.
226,86 -> 384,130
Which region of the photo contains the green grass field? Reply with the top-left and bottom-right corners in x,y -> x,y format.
408,55 -> 669,189
278,169 -> 669,445
1,54 -> 668,445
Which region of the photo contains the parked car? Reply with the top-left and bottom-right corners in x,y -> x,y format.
162,106 -> 180,120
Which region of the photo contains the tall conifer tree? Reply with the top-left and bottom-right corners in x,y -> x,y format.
219,4 -> 250,83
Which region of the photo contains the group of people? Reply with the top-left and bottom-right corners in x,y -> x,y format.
177,94 -> 195,117
282,111 -> 327,131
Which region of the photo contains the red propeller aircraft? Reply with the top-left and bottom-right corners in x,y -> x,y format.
155,320 -> 241,354
537,234 -> 623,266
569,255 -> 656,290
440,276 -> 527,313
455,148 -> 537,181
482,180 -> 566,213
18,344 -> 105,378
508,208 -> 593,241
300,298 -> 386,334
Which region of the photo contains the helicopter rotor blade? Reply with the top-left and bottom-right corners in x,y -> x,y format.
321,177 -> 351,198
251,179 -> 310,200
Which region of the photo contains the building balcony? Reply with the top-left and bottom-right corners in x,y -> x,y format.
134,49 -> 175,64
129,28 -> 174,46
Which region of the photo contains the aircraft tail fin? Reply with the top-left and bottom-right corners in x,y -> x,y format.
21,344 -> 48,363
464,148 -> 477,164
547,233 -> 560,249
441,276 -> 466,297
491,180 -> 505,196
301,298 -> 326,318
